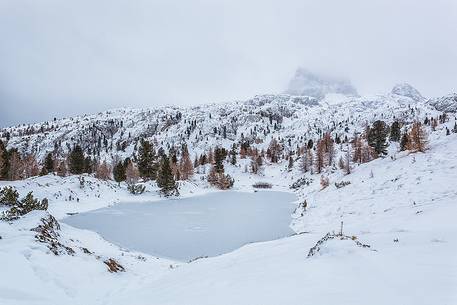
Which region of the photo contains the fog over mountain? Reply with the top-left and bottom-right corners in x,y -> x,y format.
284,69 -> 358,98
1,0 -> 456,127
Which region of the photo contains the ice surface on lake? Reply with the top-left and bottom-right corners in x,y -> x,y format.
63,191 -> 297,261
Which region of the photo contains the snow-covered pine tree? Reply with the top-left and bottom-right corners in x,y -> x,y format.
113,161 -> 126,183
230,143 -> 237,165
69,145 -> 85,174
0,140 -> 8,180
367,120 -> 388,156
44,152 -> 54,174
400,131 -> 409,151
390,121 -> 401,142
157,155 -> 178,196
137,139 -> 158,180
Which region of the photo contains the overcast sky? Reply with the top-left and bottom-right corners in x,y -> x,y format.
1,0 -> 456,127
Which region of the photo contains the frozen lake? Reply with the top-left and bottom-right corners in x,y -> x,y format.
63,191 -> 297,261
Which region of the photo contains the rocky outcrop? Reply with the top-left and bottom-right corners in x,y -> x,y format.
31,214 -> 75,256
428,93 -> 457,112
391,83 -> 424,102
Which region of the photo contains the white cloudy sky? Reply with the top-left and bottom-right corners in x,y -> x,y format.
1,0 -> 456,127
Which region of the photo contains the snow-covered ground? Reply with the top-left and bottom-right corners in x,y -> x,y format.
1,110 -> 457,304
0,139 -> 455,304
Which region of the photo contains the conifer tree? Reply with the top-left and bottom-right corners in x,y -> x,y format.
400,132 -> 409,151
84,156 -> 93,174
407,122 -> 428,152
344,145 -> 351,175
95,161 -> 111,180
125,160 -> 140,184
390,121 -> 401,142
307,139 -> 313,149
321,133 -> 335,166
368,120 -> 388,156
157,155 -> 178,196
288,155 -> 294,171
207,148 -> 214,164
0,140 -> 8,180
338,156 -> 345,170
138,139 -> 158,180
39,165 -> 47,176
113,161 -> 126,183
56,161 -> 67,177
214,147 -> 225,174
69,145 -> 85,174
7,149 -> 22,180
23,155 -> 39,178
179,145 -> 194,180
230,144 -> 237,165
267,138 -> 282,163
315,139 -> 325,173
301,148 -> 313,173
44,152 -> 54,173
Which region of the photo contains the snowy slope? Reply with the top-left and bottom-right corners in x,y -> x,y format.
1,87 -> 441,164
1,84 -> 457,304
428,93 -> 457,113
1,117 -> 456,305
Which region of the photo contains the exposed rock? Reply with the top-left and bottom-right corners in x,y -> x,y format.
391,83 -> 424,101
428,93 -> 457,112
31,214 -> 75,256
104,258 -> 125,273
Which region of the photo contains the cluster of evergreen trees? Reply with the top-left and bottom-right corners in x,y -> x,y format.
112,140 -> 179,196
0,111 -> 448,196
207,147 -> 234,189
297,118 -> 434,177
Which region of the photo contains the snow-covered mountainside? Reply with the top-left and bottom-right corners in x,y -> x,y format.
0,86 -> 441,164
1,117 -> 456,305
284,68 -> 358,98
428,93 -> 457,113
1,85 -> 457,305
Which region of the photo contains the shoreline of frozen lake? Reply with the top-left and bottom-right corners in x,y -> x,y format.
63,190 -> 297,261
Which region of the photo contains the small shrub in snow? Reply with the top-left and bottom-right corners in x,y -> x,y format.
252,182 -> 272,189
307,232 -> 372,258
335,181 -> 351,189
127,183 -> 146,195
1,191 -> 48,221
0,186 -> 19,206
290,177 -> 312,190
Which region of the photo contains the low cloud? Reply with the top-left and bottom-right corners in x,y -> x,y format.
1,0 -> 456,126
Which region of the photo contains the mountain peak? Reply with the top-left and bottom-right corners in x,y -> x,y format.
284,68 -> 358,98
391,83 -> 424,101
